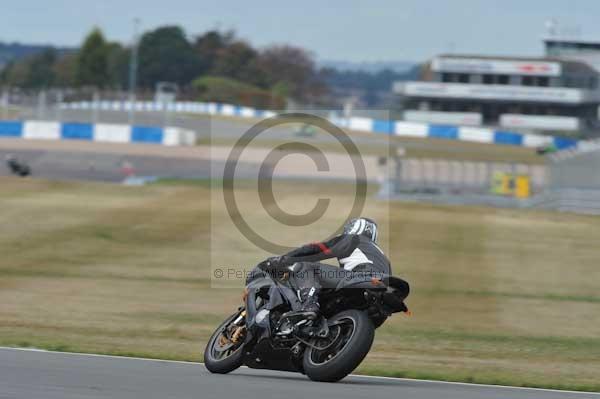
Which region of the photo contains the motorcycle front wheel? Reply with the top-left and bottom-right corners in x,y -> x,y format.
303,309 -> 374,382
204,310 -> 245,374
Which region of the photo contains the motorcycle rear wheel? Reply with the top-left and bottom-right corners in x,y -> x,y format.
204,311 -> 245,374
303,309 -> 374,382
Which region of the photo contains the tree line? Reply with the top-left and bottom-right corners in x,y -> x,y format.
0,26 -> 328,108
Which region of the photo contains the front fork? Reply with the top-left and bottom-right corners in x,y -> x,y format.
220,308 -> 246,347
232,308 -> 246,326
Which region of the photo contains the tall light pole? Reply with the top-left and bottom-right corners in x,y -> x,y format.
128,18 -> 141,126
1,90 -> 8,120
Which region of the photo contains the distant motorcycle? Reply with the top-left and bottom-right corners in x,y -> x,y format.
5,155 -> 31,177
204,259 -> 410,382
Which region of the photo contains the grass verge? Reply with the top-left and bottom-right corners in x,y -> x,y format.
0,177 -> 599,391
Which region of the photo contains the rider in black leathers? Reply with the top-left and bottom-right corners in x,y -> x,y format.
258,217 -> 391,318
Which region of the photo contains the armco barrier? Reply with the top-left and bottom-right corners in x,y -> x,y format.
61,122 -> 94,140
0,120 -> 195,146
23,121 -> 61,140
60,100 -> 580,151
131,125 -> 164,144
428,125 -> 459,140
457,127 -> 494,143
0,121 -> 23,137
494,130 -> 523,146
372,119 -> 394,134
94,123 -> 131,143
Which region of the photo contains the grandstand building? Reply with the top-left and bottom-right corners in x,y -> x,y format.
394,34 -> 600,137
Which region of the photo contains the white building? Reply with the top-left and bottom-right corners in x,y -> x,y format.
394,35 -> 600,136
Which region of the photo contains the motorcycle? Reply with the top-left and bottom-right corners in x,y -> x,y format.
204,260 -> 410,382
6,156 -> 31,177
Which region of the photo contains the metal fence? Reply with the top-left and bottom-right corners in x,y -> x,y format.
386,157 -> 546,195
0,88 -> 180,127
548,147 -> 600,190
382,157 -> 547,203
533,189 -> 600,214
539,147 -> 600,214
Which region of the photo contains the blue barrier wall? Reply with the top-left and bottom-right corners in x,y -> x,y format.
61,123 -> 93,140
428,125 -> 458,140
4,106 -> 586,152
60,100 -> 584,150
494,131 -> 523,146
0,121 -> 23,137
131,125 -> 164,143
0,120 -> 180,145
372,119 -> 394,134
553,137 -> 577,150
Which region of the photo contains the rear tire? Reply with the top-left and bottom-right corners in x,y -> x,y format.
303,309 -> 374,382
204,311 -> 245,374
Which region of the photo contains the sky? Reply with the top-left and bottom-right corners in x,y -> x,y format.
2,0 -> 600,63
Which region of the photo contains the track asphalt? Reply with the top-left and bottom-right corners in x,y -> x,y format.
1,348 -> 598,399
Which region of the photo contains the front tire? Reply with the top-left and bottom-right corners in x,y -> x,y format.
204,311 -> 245,374
303,309 -> 374,382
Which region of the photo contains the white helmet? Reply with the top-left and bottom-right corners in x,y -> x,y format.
343,217 -> 378,243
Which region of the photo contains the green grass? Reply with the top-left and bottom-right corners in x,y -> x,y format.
1,177 -> 599,391
357,367 -> 600,392
427,288 -> 600,304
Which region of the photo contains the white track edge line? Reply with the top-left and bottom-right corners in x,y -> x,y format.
1,346 -> 598,396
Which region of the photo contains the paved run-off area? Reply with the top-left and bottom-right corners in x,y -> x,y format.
2,348 -> 599,399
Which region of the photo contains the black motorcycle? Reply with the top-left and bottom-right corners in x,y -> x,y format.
6,156 -> 31,177
204,260 -> 410,382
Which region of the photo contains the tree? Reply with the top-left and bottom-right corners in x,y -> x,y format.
210,40 -> 260,83
0,50 -> 57,88
27,49 -> 57,87
0,60 -> 29,87
53,53 -> 77,87
105,42 -> 130,89
192,75 -> 284,109
254,45 -> 326,102
137,26 -> 200,88
75,28 -> 110,88
193,30 -> 235,73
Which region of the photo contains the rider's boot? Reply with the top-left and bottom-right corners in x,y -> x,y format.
285,287 -> 320,320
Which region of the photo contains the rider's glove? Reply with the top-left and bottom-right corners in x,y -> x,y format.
262,256 -> 289,272
269,255 -> 289,268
